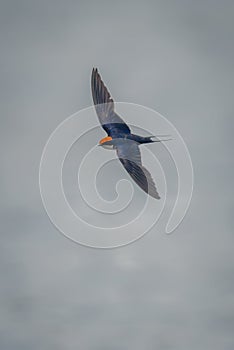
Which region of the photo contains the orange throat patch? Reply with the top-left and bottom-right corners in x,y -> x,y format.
99,136 -> 113,145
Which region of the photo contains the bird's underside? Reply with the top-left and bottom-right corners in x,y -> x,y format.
91,68 -> 160,199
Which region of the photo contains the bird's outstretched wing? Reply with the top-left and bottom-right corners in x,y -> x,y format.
116,139 -> 160,199
91,68 -> 131,137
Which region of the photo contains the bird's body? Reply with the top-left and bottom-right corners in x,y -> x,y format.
91,68 -> 163,199
99,133 -> 155,148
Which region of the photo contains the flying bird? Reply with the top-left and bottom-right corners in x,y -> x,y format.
91,68 -> 166,199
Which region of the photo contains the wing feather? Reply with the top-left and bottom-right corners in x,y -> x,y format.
116,140 -> 160,199
91,68 -> 131,136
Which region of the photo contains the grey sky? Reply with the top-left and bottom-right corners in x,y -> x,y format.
0,0 -> 234,349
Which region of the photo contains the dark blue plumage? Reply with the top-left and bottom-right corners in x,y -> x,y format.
91,68 -> 160,199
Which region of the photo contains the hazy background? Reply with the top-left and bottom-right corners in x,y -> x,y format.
1,0 -> 234,349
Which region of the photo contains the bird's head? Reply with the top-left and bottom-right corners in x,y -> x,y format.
99,136 -> 114,149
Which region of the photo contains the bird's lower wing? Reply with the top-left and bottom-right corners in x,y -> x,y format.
116,141 -> 160,199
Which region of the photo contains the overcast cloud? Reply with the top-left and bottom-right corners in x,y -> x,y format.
0,1 -> 234,349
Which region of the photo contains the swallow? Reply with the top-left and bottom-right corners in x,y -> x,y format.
91,68 -> 167,199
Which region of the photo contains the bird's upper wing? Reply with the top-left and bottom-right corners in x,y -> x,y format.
91,68 -> 131,137
116,139 -> 160,199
